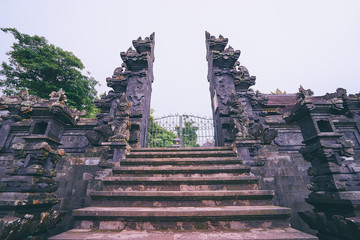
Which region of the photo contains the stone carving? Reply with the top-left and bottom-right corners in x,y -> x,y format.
0,210 -> 65,240
0,137 -> 65,239
127,81 -> 146,113
299,211 -> 360,240
106,64 -> 128,93
261,129 -> 278,144
49,89 -> 86,119
296,85 -> 314,101
3,140 -> 64,190
248,122 -> 278,145
211,45 -> 241,69
49,88 -> 67,103
248,122 -> 265,138
120,47 -> 149,72
94,91 -> 113,113
0,88 -> 86,239
323,87 -> 348,100
0,89 -> 83,124
233,61 -> 256,92
132,33 -> 155,56
93,33 -> 155,148
228,91 -> 253,140
205,31 -> 228,53
0,90 -> 38,119
206,32 -> 257,146
108,93 -> 131,143
84,145 -> 111,169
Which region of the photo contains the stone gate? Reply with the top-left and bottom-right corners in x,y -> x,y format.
0,32 -> 359,240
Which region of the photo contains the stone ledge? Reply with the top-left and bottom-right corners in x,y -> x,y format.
103,175 -> 261,184
49,228 -> 317,240
112,164 -> 249,173
73,205 -> 291,218
89,190 -> 274,198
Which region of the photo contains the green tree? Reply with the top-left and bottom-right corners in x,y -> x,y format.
176,116 -> 199,148
0,28 -> 99,116
148,110 -> 177,148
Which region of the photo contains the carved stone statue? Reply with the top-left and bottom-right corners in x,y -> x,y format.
228,91 -> 252,140
49,88 -> 67,103
296,85 -> 314,101
108,93 -> 131,142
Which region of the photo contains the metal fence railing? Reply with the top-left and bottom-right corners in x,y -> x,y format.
148,114 -> 214,148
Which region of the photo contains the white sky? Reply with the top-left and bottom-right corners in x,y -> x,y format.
1,0 -> 359,117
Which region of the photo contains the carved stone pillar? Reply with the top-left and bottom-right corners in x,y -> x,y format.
205,32 -> 238,146
205,31 -> 278,151
95,33 -> 155,149
286,89 -> 360,240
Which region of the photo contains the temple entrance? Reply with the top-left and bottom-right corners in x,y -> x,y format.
148,114 -> 214,148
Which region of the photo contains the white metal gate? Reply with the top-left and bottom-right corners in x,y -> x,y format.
148,114 -> 214,148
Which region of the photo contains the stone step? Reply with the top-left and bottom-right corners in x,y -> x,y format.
120,157 -> 240,166
112,164 -> 250,175
89,190 -> 274,207
49,228 -> 318,240
90,190 -> 274,198
126,150 -> 237,159
103,176 -> 260,191
131,146 -> 234,152
103,176 -> 260,184
73,205 -> 290,218
72,206 -> 292,230
113,173 -> 249,178
48,144 -> 318,239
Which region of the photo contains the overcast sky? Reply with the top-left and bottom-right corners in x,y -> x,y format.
1,0 -> 359,117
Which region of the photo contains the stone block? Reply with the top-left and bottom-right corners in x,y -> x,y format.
85,158 -> 100,166
82,173 -> 93,181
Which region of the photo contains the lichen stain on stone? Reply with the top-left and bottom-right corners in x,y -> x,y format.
153,201 -> 163,207
40,212 -> 49,222
99,220 -> 125,230
261,221 -> 273,228
70,157 -> 85,165
229,221 -> 247,229
141,222 -> 156,230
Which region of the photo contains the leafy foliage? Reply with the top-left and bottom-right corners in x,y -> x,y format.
176,115 -> 199,147
148,112 -> 200,148
148,110 -> 177,148
0,28 -> 99,116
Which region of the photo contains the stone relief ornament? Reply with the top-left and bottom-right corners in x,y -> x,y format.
49,88 -> 67,103
227,91 -> 253,140
108,93 -> 131,143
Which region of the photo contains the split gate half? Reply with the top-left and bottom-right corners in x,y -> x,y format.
148,114 -> 215,148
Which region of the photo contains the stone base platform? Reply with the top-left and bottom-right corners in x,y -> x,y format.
50,228 -> 317,240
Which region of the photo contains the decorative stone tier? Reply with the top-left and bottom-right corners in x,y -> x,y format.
286,89 -> 360,240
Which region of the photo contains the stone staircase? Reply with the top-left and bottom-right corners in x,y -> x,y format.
50,147 -> 316,240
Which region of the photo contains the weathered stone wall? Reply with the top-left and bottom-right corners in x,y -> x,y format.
49,155 -> 102,236
244,114 -> 315,233
252,147 -> 315,234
